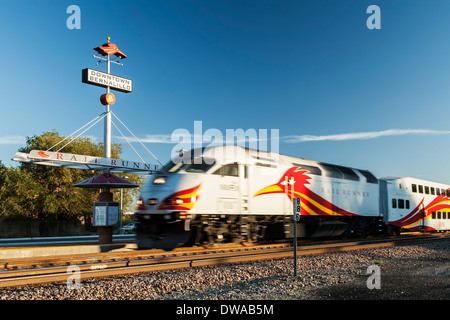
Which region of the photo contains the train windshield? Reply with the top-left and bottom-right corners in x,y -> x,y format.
159,161 -> 185,173
159,158 -> 215,173
185,158 -> 216,173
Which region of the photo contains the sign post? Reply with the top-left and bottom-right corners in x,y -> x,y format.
84,37 -> 130,243
293,197 -> 301,277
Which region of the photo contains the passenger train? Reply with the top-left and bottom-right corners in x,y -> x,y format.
135,146 -> 450,249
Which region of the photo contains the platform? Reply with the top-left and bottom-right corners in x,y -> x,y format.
0,235 -> 138,260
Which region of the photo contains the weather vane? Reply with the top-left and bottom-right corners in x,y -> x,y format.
93,36 -> 127,66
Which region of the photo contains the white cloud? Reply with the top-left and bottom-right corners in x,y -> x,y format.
115,132 -> 267,144
114,134 -> 176,144
0,135 -> 26,145
282,129 -> 450,143
114,128 -> 450,146
81,135 -> 99,142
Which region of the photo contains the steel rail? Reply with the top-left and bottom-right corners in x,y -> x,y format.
0,234 -> 447,289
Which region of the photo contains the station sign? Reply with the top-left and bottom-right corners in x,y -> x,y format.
293,197 -> 301,221
13,150 -> 158,173
82,68 -> 133,93
93,202 -> 119,226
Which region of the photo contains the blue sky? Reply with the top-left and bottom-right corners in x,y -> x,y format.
2,1 -> 450,183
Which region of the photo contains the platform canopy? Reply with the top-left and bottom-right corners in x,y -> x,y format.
74,172 -> 139,188
12,150 -> 159,174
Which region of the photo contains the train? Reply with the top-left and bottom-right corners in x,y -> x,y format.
134,146 -> 450,249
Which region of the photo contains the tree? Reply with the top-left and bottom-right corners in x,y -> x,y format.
0,130 -> 144,224
0,162 -> 40,221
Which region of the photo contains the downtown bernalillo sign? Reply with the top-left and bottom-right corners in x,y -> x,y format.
82,68 -> 132,93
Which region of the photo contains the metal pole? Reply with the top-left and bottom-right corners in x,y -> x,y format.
120,176 -> 128,233
292,177 -> 297,277
104,46 -> 111,159
120,187 -> 123,233
285,176 -> 288,214
104,106 -> 111,158
100,37 -> 112,244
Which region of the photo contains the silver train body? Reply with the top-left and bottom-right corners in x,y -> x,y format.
135,146 -> 450,249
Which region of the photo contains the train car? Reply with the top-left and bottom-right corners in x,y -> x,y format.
380,177 -> 450,233
135,146 -> 383,249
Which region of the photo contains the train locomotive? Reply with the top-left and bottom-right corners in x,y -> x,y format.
135,146 -> 450,249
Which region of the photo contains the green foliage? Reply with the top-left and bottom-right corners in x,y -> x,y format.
0,163 -> 40,221
0,131 -> 144,223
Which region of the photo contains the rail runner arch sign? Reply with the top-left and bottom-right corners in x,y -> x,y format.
13,150 -> 158,173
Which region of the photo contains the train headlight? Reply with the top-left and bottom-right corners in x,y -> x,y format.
136,196 -> 147,210
175,198 -> 184,205
153,176 -> 166,184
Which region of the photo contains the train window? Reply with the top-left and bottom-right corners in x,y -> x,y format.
418,185 -> 424,193
392,199 -> 397,209
412,184 -> 417,193
438,211 -> 442,219
447,190 -> 450,197
398,199 -> 405,209
432,211 -> 436,219
425,186 -> 430,195
430,187 -> 435,195
357,170 -> 378,184
406,200 -> 410,209
226,164 -> 239,176
160,161 -> 185,173
443,212 -> 447,219
185,161 -> 215,173
293,164 -> 321,176
212,163 -> 239,177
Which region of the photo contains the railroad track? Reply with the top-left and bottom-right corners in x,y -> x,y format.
0,233 -> 448,289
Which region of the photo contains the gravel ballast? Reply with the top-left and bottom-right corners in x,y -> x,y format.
0,239 -> 448,300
